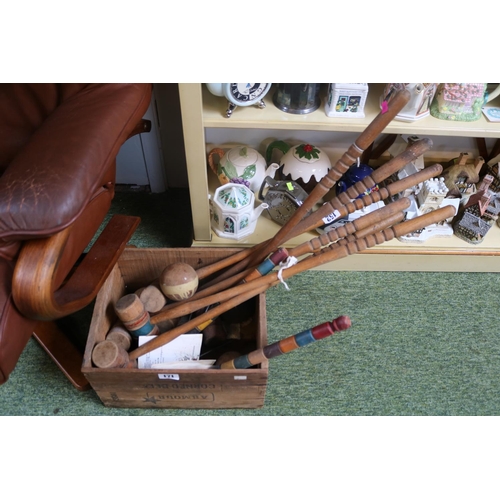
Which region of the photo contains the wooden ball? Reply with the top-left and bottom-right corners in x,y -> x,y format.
159,262 -> 199,301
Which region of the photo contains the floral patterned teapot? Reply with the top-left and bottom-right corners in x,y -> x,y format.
265,140 -> 331,193
208,145 -> 280,194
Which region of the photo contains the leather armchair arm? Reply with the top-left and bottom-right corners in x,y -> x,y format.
0,83 -> 152,241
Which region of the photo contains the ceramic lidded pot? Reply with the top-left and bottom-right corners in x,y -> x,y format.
208,145 -> 279,194
209,183 -> 268,240
265,140 -> 331,193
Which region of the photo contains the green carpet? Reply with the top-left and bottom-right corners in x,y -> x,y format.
2,188 -> 500,415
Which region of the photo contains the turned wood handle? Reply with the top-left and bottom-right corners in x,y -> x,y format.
294,162 -> 443,236
133,206 -> 456,360
200,90 -> 412,287
220,315 -> 351,369
129,282 -> 270,361
319,89 -> 412,193
286,205 -> 457,274
246,89 -> 411,262
290,138 -> 433,236
291,196 -> 411,257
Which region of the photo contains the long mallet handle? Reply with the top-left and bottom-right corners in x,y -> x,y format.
220,315 -> 351,369
152,198 -> 410,322
199,135 -> 430,290
294,162 -> 444,236
209,90 -> 411,282
133,205 -> 455,363
129,282 -> 270,362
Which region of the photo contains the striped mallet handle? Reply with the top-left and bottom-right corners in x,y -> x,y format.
220,315 -> 352,369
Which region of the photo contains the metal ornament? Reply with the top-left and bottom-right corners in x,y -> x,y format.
205,83 -> 272,118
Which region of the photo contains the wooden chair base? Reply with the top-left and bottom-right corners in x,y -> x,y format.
33,320 -> 90,391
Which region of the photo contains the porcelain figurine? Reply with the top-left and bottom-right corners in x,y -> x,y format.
430,83 -> 500,122
441,153 -> 484,201
208,145 -> 280,194
380,83 -> 437,122
453,175 -> 499,244
265,140 -> 331,193
398,177 -> 459,244
209,183 -> 268,240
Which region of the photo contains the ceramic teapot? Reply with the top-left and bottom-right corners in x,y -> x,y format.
208,145 -> 280,194
430,83 -> 500,122
209,183 -> 268,240
265,140 -> 331,193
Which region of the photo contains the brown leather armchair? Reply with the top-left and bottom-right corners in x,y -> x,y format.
0,83 -> 152,388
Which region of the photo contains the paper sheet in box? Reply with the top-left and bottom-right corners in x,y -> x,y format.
137,334 -> 203,369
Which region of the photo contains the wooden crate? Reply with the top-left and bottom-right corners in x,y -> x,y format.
82,247 -> 268,409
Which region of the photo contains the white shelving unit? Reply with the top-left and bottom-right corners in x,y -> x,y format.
178,83 -> 500,272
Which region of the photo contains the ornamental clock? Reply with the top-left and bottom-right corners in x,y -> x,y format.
205,83 -> 272,118
258,176 -> 310,226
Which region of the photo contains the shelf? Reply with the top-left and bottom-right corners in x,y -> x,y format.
178,83 -> 500,272
192,171 -> 500,272
202,83 -> 500,138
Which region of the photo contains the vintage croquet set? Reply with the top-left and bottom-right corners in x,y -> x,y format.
82,89 -> 456,408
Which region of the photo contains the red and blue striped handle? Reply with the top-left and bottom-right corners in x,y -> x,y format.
220,315 -> 351,369
242,248 -> 289,283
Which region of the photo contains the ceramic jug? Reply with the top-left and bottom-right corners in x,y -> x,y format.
265,140 -> 331,193
208,145 -> 279,194
430,83 -> 500,122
